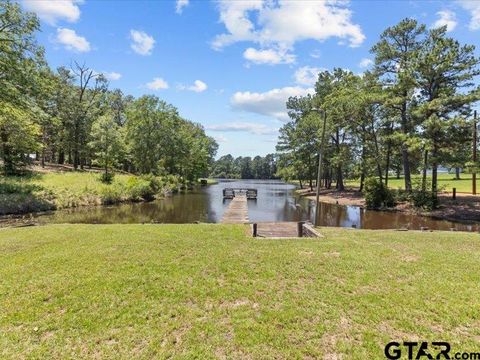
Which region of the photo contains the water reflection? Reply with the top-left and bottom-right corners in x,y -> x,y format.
33,179 -> 479,231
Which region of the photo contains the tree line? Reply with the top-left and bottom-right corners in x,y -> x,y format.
0,2 -> 217,182
211,154 -> 277,179
277,18 -> 480,197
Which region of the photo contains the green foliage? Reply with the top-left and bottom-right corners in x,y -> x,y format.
276,17 -> 479,202
99,172 -> 115,184
89,113 -> 125,175
211,154 -> 277,179
407,178 -> 439,210
98,185 -> 123,205
126,177 -> 156,201
125,96 -> 217,180
364,177 -> 395,209
140,174 -> 162,192
0,2 -> 44,174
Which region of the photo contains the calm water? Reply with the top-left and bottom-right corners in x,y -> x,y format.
30,179 -> 479,231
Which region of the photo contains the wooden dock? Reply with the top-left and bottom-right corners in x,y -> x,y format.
221,194 -> 249,223
252,222 -> 323,238
220,192 -> 321,238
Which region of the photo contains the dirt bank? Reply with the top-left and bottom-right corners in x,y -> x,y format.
298,188 -> 366,207
299,188 -> 480,224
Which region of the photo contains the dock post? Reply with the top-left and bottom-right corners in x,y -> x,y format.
297,221 -> 304,237
252,223 -> 257,237
452,187 -> 456,200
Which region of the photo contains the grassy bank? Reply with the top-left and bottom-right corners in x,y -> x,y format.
0,170 -> 182,215
292,174 -> 479,193
345,173 -> 479,193
198,178 -> 218,185
1,224 -> 479,358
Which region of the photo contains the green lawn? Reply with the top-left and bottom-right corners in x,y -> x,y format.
345,173 -> 480,193
1,224 -> 479,359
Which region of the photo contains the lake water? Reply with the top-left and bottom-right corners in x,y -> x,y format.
29,179 -> 479,231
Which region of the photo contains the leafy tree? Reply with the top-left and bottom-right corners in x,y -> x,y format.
0,1 -> 43,174
69,62 -> 108,169
371,18 -> 427,192
414,26 -> 480,195
89,113 -> 125,176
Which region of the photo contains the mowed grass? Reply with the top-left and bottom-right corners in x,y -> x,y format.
1,224 -> 480,359
346,173 -> 480,193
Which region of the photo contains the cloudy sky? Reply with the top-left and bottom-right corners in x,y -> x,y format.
21,0 -> 480,157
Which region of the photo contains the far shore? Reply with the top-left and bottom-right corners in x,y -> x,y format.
298,187 -> 480,224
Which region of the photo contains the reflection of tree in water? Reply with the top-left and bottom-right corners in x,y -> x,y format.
360,209 -> 475,231
36,180 -> 478,231
41,191 -> 218,224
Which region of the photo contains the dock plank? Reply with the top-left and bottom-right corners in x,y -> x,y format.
254,222 -> 299,238
221,194 -> 249,224
252,222 -> 322,238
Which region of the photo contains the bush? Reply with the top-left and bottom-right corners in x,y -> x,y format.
408,178 -> 438,210
409,190 -> 438,210
99,172 -> 115,184
140,174 -> 162,192
364,177 -> 395,209
126,178 -> 155,201
99,185 -> 123,205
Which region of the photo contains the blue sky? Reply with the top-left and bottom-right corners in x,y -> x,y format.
21,0 -> 480,157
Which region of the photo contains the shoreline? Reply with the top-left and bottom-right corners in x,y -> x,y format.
299,188 -> 480,225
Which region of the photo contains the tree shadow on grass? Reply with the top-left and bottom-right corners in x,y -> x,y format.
0,175 -> 55,215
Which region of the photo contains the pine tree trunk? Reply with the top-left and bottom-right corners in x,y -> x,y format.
336,166 -> 344,191
422,150 -> 428,192
401,98 -> 412,192
431,145 -> 438,197
385,142 -> 391,186
359,172 -> 365,192
1,128 -> 14,175
58,150 -> 65,164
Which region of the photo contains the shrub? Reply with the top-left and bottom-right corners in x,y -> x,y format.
408,178 -> 438,210
99,185 -> 123,205
364,177 -> 395,209
126,178 -> 155,201
140,174 -> 162,192
99,172 -> 115,184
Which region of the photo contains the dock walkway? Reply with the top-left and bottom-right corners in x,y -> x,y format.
221,193 -> 321,238
221,194 -> 249,224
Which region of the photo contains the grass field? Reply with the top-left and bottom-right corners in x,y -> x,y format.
345,173 -> 479,193
1,224 -> 479,359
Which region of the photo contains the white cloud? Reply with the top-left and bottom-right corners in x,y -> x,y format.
243,47 -> 295,65
458,1 -> 480,30
213,134 -> 228,143
358,58 -> 373,68
206,122 -> 277,135
176,0 -> 189,14
294,66 -> 323,86
103,72 -> 122,81
178,80 -> 208,92
55,28 -> 90,52
212,0 -> 365,64
432,10 -> 457,32
146,77 -> 169,90
130,30 -> 155,55
22,0 -> 82,25
310,49 -> 321,59
231,86 -> 313,121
